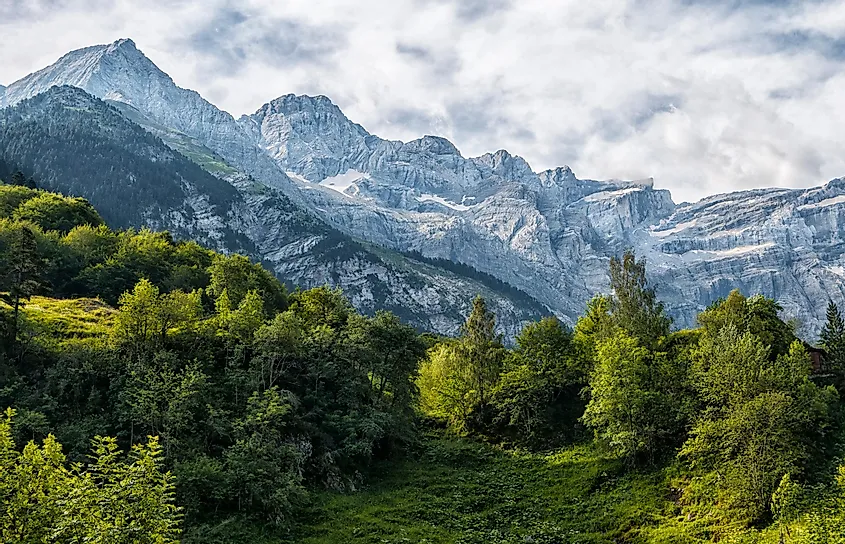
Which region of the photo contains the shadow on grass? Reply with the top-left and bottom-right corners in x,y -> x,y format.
286,433 -> 691,544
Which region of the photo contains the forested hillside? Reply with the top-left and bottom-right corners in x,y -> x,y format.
3,179 -> 845,543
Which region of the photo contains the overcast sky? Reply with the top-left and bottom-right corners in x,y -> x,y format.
2,0 -> 845,202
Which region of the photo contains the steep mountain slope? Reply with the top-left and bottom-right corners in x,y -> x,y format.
0,86 -> 244,243
0,87 -> 546,337
0,39 -> 301,202
5,38 -> 845,333
242,93 -> 845,334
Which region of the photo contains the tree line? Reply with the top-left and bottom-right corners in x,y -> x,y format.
0,182 -> 425,542
3,181 -> 845,541
417,252 -> 845,538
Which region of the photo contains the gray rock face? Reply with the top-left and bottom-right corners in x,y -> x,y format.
6,38 -> 845,337
0,72 -> 541,339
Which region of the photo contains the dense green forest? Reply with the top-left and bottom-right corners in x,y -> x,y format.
3,176 -> 845,543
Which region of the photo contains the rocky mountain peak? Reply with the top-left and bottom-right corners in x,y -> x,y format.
538,165 -> 577,187
255,93 -> 370,140
403,135 -> 461,156
107,38 -> 138,53
0,38 -> 172,109
472,150 -> 536,184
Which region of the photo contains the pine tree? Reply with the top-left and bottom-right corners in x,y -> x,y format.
0,226 -> 41,344
459,296 -> 503,407
608,250 -> 671,347
820,300 -> 845,387
9,171 -> 26,187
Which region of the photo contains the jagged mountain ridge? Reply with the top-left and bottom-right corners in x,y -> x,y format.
0,86 -> 545,338
3,38 -> 845,333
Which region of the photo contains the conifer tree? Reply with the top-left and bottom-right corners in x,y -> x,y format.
0,226 -> 41,344
459,295 -> 504,407
608,250 -> 671,347
820,300 -> 845,387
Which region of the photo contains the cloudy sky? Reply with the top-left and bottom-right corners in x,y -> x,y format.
1,0 -> 844,202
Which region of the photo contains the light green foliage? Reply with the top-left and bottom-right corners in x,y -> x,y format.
583,331 -> 684,462
573,294 -> 613,369
418,296 -> 505,433
62,224 -> 119,267
0,408 -> 181,543
12,192 -> 103,233
208,253 -> 287,314
419,342 -> 476,430
289,285 -> 350,329
801,465 -> 845,543
0,184 -> 41,217
215,289 -> 266,344
682,322 -> 837,522
697,290 -> 796,359
771,473 -> 802,542
112,278 -> 202,354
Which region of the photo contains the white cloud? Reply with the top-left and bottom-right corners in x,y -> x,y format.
1,0 -> 845,202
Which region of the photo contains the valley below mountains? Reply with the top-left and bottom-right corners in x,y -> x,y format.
3,38 -> 845,337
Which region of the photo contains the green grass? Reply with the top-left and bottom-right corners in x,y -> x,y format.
284,434 -> 758,544
22,296 -> 115,342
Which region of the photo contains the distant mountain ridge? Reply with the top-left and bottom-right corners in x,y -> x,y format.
3,38 -> 845,334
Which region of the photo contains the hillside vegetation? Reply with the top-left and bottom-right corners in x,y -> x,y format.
2,178 -> 845,543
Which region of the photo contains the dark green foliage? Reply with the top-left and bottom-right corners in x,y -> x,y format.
491,317 -> 585,448
820,300 -> 845,390
0,223 -> 43,344
0,188 -> 427,538
0,86 -> 243,241
9,170 -> 37,189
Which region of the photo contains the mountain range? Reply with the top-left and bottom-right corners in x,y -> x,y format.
3,38 -> 845,337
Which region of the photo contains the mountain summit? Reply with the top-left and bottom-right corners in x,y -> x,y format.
3,38 -> 845,334
1,38 -> 160,108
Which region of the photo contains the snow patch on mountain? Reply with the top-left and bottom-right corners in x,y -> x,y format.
798,195 -> 845,210
417,193 -> 475,211
319,169 -> 369,196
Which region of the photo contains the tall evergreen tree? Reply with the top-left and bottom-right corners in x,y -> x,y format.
0,226 -> 42,344
8,171 -> 35,190
608,250 -> 671,347
820,300 -> 845,388
459,295 -> 504,407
